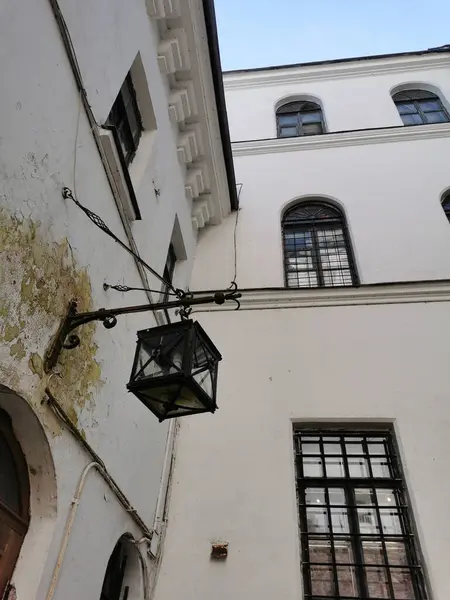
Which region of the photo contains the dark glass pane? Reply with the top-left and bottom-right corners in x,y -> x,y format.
334,540 -> 353,563
418,99 -> 443,111
348,456 -> 369,478
323,442 -> 342,455
366,566 -> 391,598
355,488 -> 375,506
337,566 -> 358,597
363,540 -> 385,564
325,456 -> 345,477
346,442 -> 364,454
301,111 -> 322,124
279,126 -> 297,137
0,433 -> 21,513
424,111 -> 449,123
306,487 -> 326,505
386,541 -> 408,566
328,488 -> 346,505
376,489 -> 396,506
371,457 -> 391,478
311,565 -> 334,596
307,506 -> 329,532
401,113 -> 424,125
309,540 -> 333,563
391,568 -> 415,599
380,509 -> 402,535
302,123 -> 323,135
397,102 -> 417,115
368,442 -> 386,456
301,442 -> 320,454
357,508 -> 380,534
330,507 -> 350,534
303,457 -> 324,477
278,114 -> 298,126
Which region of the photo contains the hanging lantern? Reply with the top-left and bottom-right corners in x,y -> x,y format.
127,320 -> 222,422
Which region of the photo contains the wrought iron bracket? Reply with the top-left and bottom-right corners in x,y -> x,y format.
44,287 -> 241,373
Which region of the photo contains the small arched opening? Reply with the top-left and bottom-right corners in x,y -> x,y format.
100,535 -> 145,600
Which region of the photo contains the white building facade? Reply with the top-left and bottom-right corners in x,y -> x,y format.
0,1 -> 236,599
154,47 -> 450,600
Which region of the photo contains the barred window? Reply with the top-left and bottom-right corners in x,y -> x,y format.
393,90 -> 449,126
277,101 -> 325,138
293,429 -> 428,600
282,201 -> 357,288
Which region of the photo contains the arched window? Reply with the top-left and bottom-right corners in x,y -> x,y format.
100,536 -> 143,600
442,192 -> 450,223
276,101 -> 325,138
282,201 -> 357,288
0,410 -> 30,597
392,89 -> 449,125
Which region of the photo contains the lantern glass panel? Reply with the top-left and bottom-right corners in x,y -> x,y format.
134,329 -> 186,380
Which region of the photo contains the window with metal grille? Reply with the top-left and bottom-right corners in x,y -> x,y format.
442,193 -> 450,223
277,101 -> 325,138
393,90 -> 449,126
106,73 -> 143,166
293,429 -> 428,600
282,201 -> 357,288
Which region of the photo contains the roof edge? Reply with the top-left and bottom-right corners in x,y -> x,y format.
224,45 -> 450,77
202,0 -> 238,211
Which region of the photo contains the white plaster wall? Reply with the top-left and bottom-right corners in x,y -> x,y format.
155,303 -> 450,600
192,135 -> 450,289
223,58 -> 450,140
0,0 -> 203,597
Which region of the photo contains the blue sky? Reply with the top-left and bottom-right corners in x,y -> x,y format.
214,0 -> 450,71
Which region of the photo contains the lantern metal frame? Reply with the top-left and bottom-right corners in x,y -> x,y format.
128,319 -> 222,421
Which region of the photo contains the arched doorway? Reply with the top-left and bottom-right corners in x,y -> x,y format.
100,535 -> 145,600
0,409 -> 30,597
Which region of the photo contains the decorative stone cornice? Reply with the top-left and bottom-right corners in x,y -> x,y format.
193,281 -> 450,312
224,54 -> 450,90
148,0 -> 230,230
232,123 -> 450,156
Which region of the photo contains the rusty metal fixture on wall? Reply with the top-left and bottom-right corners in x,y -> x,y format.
211,543 -> 228,560
44,287 -> 241,421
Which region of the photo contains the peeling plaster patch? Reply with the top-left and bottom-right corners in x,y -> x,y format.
0,208 -> 103,435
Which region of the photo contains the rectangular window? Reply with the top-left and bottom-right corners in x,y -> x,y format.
106,73 -> 143,166
162,243 -> 177,302
293,429 -> 428,599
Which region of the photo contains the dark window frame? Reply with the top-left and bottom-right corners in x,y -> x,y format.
106,73 -> 143,166
100,538 -> 130,600
282,201 -> 358,289
162,243 -> 177,301
441,193 -> 450,223
294,429 -> 428,600
0,410 -> 30,598
393,90 -> 450,126
276,101 -> 325,138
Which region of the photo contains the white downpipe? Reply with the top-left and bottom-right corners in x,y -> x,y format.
46,462 -> 101,600
150,420 -> 177,557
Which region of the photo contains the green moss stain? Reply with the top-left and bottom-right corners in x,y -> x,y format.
0,209 -> 103,434
3,324 -> 20,343
10,340 -> 26,360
